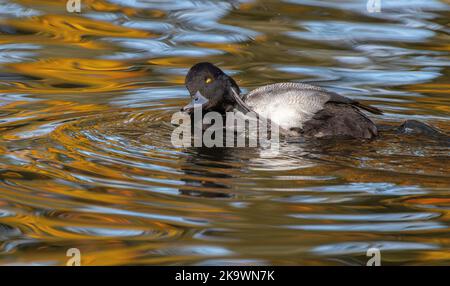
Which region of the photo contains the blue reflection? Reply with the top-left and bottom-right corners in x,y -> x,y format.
286,21 -> 435,43
311,241 -> 438,255
275,65 -> 440,86
291,212 -> 439,221
286,221 -> 445,232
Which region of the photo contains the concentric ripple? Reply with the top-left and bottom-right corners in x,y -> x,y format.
0,0 -> 449,265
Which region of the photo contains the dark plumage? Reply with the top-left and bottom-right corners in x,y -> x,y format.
301,103 -> 378,138
183,62 -> 382,139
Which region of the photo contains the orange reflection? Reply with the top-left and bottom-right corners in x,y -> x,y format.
4,58 -> 148,93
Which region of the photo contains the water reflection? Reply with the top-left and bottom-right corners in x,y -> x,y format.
180,147 -> 236,198
0,0 -> 449,265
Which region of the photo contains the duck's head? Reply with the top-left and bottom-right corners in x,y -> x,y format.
182,62 -> 250,114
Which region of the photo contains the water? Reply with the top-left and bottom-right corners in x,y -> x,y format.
0,0 -> 449,265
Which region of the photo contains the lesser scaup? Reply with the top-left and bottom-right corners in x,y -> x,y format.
182,62 -> 382,139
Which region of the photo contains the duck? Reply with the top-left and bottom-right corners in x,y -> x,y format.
182,62 -> 383,139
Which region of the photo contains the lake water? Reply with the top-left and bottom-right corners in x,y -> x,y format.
0,0 -> 449,265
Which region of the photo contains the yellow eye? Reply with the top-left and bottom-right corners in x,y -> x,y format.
205,77 -> 213,84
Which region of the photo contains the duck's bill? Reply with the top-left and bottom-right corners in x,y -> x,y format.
229,87 -> 251,114
182,91 -> 209,114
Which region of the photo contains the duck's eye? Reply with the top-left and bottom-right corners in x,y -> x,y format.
205,77 -> 213,84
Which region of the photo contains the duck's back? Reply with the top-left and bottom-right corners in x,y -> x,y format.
243,83 -> 380,139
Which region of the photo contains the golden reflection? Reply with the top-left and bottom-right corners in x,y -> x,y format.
3,58 -> 147,93
0,99 -> 107,140
3,14 -> 152,40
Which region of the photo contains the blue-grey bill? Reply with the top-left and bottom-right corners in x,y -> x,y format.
182,91 -> 209,113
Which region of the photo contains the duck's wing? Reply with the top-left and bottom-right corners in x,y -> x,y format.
301,103 -> 378,139
245,83 -> 382,115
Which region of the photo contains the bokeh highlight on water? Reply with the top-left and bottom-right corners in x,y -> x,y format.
0,0 -> 449,265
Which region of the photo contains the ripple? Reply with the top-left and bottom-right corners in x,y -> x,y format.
286,21 -> 435,43
0,209 -> 14,218
2,14 -> 153,45
155,245 -> 233,257
0,1 -> 41,17
275,195 -> 353,204
111,87 -> 185,108
0,43 -> 38,63
304,183 -> 428,196
63,227 -> 147,238
389,195 -> 450,211
102,38 -> 224,60
285,0 -> 449,13
0,223 -> 21,240
172,31 -> 255,44
275,65 -> 441,87
193,259 -> 267,266
0,0 -> 449,266
311,241 -> 438,255
287,221 -> 446,232
291,212 -> 439,221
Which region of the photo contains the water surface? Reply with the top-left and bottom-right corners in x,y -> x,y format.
0,0 -> 449,265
